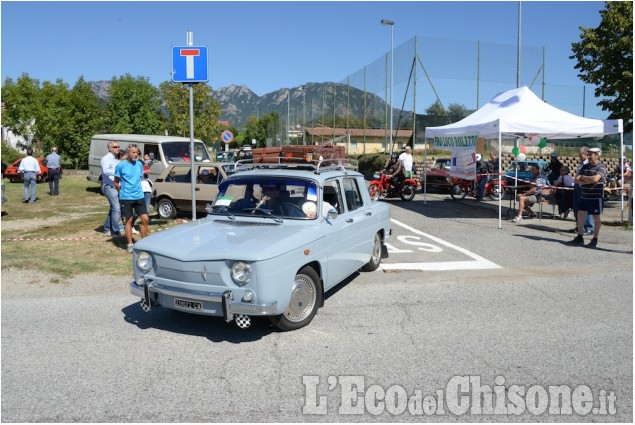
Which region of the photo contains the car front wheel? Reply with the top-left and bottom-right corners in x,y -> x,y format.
269,266 -> 322,331
157,198 -> 177,219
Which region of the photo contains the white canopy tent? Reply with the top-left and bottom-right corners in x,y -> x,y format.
425,86 -> 624,228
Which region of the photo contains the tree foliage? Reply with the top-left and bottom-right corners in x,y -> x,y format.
1,73 -> 40,144
570,1 -> 633,131
159,81 -> 223,143
104,74 -> 163,134
244,112 -> 280,147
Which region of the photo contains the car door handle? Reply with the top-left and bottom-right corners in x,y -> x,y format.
365,211 -> 372,216
195,188 -> 200,191
345,218 -> 354,223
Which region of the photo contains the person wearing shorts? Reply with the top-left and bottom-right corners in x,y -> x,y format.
115,145 -> 149,253
569,147 -> 606,248
512,164 -> 547,223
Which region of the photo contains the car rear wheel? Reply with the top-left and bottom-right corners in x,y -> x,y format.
362,232 -> 382,271
157,198 -> 177,219
269,266 -> 322,331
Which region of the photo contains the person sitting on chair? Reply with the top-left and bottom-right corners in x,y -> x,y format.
512,164 -> 548,223
554,166 -> 575,218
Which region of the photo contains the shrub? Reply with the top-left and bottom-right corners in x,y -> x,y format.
357,153 -> 388,179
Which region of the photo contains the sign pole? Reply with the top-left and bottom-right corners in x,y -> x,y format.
187,31 -> 197,220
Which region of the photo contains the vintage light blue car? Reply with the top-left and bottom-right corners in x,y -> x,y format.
130,159 -> 391,331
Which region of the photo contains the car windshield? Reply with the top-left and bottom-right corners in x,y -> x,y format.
433,159 -> 451,170
213,177 -> 319,220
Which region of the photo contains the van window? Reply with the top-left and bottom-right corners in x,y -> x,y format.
162,142 -> 210,163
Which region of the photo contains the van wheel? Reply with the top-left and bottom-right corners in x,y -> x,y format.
157,198 -> 177,219
269,266 -> 322,331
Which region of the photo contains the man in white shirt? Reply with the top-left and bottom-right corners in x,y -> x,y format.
101,141 -> 122,237
399,146 -> 414,178
17,148 -> 41,203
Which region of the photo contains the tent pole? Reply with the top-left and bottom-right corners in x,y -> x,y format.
498,129 -> 502,229
620,131 -> 624,222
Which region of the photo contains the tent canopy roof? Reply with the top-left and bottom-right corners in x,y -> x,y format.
425,86 -> 623,140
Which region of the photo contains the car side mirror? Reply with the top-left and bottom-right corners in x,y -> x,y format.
326,207 -> 338,220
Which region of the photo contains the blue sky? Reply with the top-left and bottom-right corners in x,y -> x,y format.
1,1 -> 607,117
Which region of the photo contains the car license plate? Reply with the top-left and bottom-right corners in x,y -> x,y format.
174,299 -> 203,310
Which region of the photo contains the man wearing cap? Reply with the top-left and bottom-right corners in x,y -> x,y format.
569,147 -> 606,248
546,152 -> 562,185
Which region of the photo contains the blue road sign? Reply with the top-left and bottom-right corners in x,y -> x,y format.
172,46 -> 208,83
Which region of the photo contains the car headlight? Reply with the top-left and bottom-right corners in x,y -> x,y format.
231,261 -> 251,286
137,251 -> 153,272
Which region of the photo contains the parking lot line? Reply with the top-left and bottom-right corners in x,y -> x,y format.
381,218 -> 501,271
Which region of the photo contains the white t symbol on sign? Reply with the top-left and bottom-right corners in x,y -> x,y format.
180,48 -> 200,79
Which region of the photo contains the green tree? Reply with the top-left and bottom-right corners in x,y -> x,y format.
447,103 -> 469,121
570,1 -> 633,131
65,77 -> 104,168
244,112 -> 280,147
1,73 -> 40,147
104,74 -> 162,134
159,81 -> 223,143
34,79 -> 74,154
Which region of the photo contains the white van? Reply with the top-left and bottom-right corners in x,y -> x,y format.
87,134 -> 211,185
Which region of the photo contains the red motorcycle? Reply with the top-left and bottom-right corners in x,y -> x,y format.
450,175 -> 506,201
368,172 -> 418,201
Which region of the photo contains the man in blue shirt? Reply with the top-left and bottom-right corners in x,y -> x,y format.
101,142 -> 122,237
115,145 -> 149,253
45,147 -> 61,196
512,164 -> 547,223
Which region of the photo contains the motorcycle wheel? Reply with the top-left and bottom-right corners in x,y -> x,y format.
488,186 -> 502,201
369,184 -> 381,201
450,184 -> 467,200
400,184 -> 416,201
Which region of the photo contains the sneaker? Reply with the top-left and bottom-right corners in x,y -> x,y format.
112,232 -> 123,237
22,199 -> 29,203
568,235 -> 584,245
103,230 -> 111,237
586,238 -> 598,248
127,243 -> 134,253
512,215 -> 523,223
131,227 -> 140,235
584,230 -> 594,235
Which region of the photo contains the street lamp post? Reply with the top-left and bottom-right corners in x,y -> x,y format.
381,18 -> 394,156
287,88 -> 291,145
299,86 -> 306,145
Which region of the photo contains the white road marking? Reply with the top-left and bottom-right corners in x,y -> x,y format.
381,218 -> 501,271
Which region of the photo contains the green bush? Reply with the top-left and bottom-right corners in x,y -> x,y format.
357,153 -> 388,179
1,141 -> 22,165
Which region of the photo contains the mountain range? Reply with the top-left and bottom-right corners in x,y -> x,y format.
89,81 -> 393,129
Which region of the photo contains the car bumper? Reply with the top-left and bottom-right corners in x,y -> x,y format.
130,280 -> 278,320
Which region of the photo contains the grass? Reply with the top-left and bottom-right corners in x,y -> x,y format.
1,175 -> 180,280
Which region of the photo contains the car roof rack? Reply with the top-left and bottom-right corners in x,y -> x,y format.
233,157 -> 358,175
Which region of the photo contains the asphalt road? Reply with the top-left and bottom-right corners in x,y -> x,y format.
2,192 -> 632,422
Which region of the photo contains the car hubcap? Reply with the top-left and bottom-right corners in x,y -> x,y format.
159,203 -> 172,218
284,275 -> 316,322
